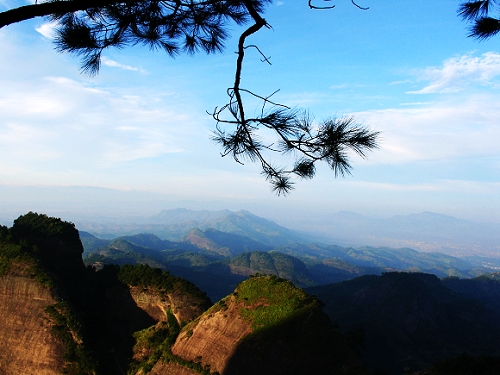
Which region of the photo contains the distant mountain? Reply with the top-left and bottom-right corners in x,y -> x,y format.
77,208 -> 310,247
118,233 -> 176,250
78,208 -> 500,258
83,231 -> 378,299
79,231 -> 111,254
276,243 -> 483,278
183,227 -> 271,257
146,207 -> 233,224
304,211 -> 500,257
83,229 -> 492,301
228,251 -> 314,288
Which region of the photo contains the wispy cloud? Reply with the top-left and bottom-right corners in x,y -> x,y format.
408,52 -> 500,94
0,76 -> 204,171
101,57 -> 147,74
35,22 -> 57,39
399,102 -> 434,106
355,93 -> 500,164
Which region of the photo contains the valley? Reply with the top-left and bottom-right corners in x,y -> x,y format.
2,210 -> 500,375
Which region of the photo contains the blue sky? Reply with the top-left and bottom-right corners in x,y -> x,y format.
0,0 -> 499,227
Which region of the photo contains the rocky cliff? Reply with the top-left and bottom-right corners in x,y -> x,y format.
142,275 -> 367,375
129,286 -> 208,324
0,213 -> 211,375
0,275 -> 64,375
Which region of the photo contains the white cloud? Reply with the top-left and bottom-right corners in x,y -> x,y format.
408,52 -> 500,94
0,75 -> 206,172
399,102 -> 434,106
354,93 -> 500,165
101,57 -> 147,73
35,22 -> 57,39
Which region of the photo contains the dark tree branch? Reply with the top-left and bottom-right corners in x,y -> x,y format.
0,0 -> 121,29
308,1 -> 335,10
1,0 -> 380,195
459,1 -> 500,39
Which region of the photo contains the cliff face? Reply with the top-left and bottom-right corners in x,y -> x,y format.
1,213 -> 212,375
146,276 -> 367,375
171,294 -> 253,373
129,286 -> 208,324
147,362 -> 199,375
0,275 -> 64,375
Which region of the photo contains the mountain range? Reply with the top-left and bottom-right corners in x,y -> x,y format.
300,210 -> 500,256
3,212 -> 500,375
76,208 -> 500,258
80,208 -> 500,301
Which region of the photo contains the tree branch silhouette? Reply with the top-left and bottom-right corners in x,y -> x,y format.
0,0 -> 379,194
459,0 -> 500,39
211,1 -> 379,195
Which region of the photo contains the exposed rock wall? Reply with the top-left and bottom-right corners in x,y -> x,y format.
129,286 -> 207,324
147,361 -> 199,375
171,295 -> 252,374
0,276 -> 64,375
147,276 -> 368,375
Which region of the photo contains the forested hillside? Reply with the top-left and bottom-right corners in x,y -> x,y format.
82,226 -> 491,301
3,212 -> 500,375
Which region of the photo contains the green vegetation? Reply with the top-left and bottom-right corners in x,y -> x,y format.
128,316 -> 179,374
0,223 -> 57,288
129,311 -> 220,375
11,212 -> 82,253
118,263 -> 211,306
235,275 -> 318,334
45,302 -> 98,375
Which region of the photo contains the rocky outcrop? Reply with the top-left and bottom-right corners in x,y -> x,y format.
129,286 -> 208,324
10,212 -> 86,277
171,295 -> 253,373
147,276 -> 368,375
147,361 -> 199,375
0,276 -> 64,375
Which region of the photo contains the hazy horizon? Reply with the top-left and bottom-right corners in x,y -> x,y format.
1,1 -> 500,229
1,184 -> 499,229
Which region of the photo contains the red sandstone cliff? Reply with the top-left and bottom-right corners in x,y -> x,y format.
0,275 -> 64,375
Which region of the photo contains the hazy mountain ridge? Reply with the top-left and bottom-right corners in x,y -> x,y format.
77,208 -> 500,259
304,210 -> 500,256
82,223 -> 492,301
183,227 -> 271,257
77,208 -> 309,246
4,212 -> 500,375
